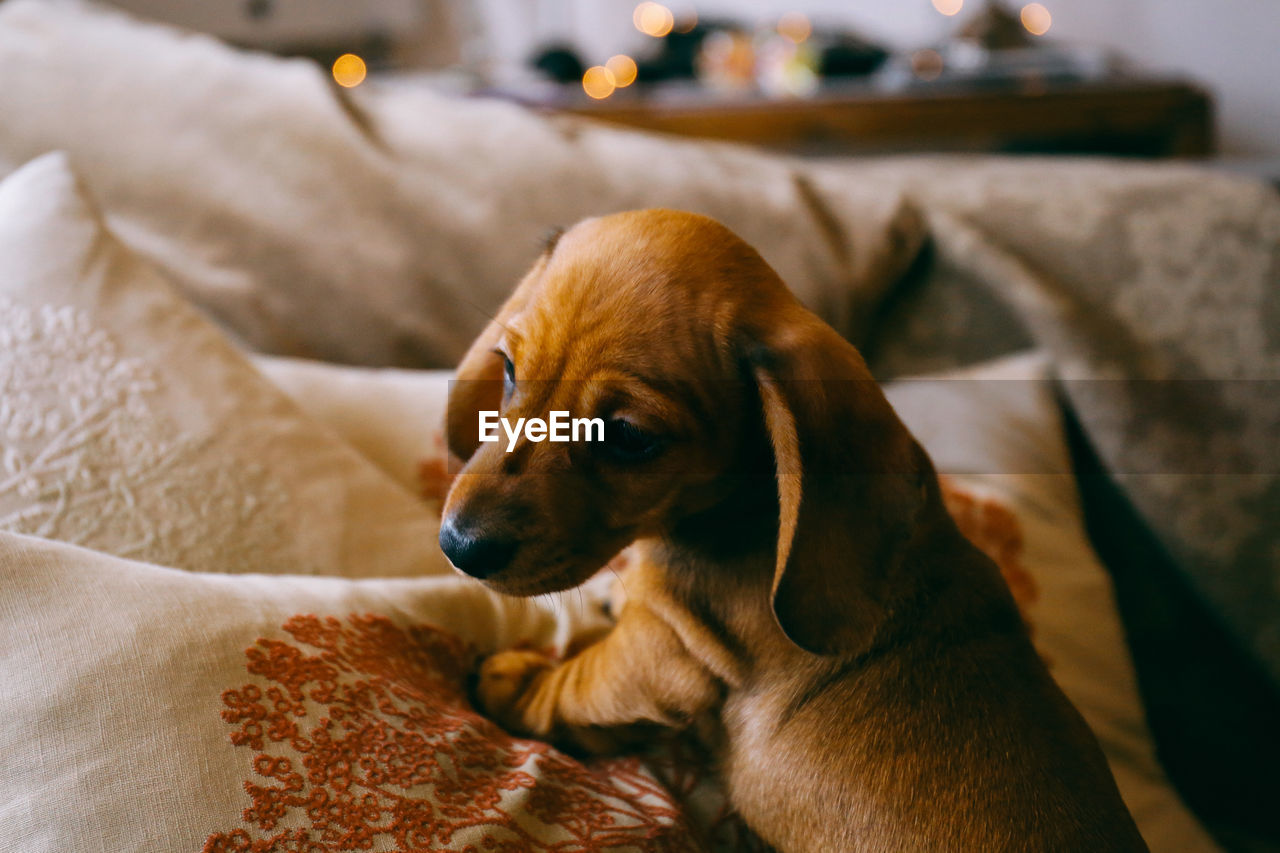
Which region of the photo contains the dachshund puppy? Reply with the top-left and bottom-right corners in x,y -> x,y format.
440,210 -> 1147,852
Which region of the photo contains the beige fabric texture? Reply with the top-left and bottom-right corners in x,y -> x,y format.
0,153 -> 449,577
858,160 -> 1280,683
0,0 -> 924,367
0,530 -> 635,853
252,355 -> 452,501
885,352 -> 1218,853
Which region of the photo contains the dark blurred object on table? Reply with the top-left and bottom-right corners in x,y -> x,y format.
819,34 -> 891,79
635,20 -> 716,83
527,16 -> 889,91
531,43 -> 586,85
957,1 -> 1037,51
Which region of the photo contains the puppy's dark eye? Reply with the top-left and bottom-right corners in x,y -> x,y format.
601,418 -> 662,462
499,352 -> 515,400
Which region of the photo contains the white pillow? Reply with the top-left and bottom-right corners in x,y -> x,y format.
0,530 -> 650,853
0,153 -> 449,578
0,0 -> 923,366
252,355 -> 452,506
885,352 -> 1219,853
248,349 -> 1220,852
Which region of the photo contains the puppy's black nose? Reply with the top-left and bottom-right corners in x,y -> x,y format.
439,518 -> 517,579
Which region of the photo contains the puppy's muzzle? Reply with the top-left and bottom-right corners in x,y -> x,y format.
439,516 -> 518,579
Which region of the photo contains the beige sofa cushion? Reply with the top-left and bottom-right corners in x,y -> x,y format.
0,0 -> 923,367
0,152 -> 448,577
0,530 -> 643,853
252,355 -> 453,506
859,160 -> 1280,685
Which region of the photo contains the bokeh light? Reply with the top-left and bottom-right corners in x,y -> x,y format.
777,11 -> 812,44
931,0 -> 964,16
910,48 -> 945,81
606,54 -> 638,88
634,2 -> 675,38
673,11 -> 698,34
1020,3 -> 1052,35
582,65 -> 617,99
698,30 -> 756,93
331,53 -> 367,88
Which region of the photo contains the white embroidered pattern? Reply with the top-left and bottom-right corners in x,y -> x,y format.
0,296 -> 290,571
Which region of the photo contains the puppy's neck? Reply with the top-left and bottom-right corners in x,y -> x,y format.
651,475 -> 781,631
666,473 -> 779,566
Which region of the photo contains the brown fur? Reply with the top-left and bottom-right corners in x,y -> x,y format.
441,209 -> 1148,852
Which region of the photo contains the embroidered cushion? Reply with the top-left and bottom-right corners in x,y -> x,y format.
0,153 -> 449,577
0,0 -> 923,367
0,530 -> 700,853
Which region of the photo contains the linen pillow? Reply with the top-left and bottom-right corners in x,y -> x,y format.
860,157 -> 1280,686
0,152 -> 448,578
252,355 -> 452,506
0,530 -> 687,853
248,350 -> 1219,851
0,0 -> 924,366
884,352 -> 1219,853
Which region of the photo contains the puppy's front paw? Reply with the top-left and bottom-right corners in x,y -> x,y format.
475,649 -> 554,733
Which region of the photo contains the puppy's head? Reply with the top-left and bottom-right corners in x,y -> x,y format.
442,210 -> 926,655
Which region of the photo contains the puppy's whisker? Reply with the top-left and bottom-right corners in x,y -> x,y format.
609,567 -> 629,601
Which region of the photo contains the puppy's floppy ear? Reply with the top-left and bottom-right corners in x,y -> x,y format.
746,305 -> 926,657
446,269 -> 537,462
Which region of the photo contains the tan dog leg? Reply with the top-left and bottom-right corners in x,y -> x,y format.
477,603 -> 720,751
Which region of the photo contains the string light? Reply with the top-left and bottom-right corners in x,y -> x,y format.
606,54 -> 638,88
931,0 -> 963,16
910,48 -> 944,81
673,10 -> 698,33
583,66 -> 617,99
332,53 -> 366,88
1020,3 -> 1052,35
633,2 -> 675,37
777,11 -> 812,44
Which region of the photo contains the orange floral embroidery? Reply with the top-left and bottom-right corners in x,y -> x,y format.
938,477 -> 1039,618
206,614 -> 701,852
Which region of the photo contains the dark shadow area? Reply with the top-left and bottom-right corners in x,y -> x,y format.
1062,398 -> 1280,852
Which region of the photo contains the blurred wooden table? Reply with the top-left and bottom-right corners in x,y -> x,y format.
549,77 -> 1214,158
